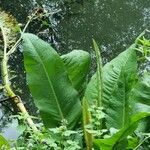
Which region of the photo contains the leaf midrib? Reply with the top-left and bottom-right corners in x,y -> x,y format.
121,50 -> 134,127
30,41 -> 64,120
105,49 -> 133,127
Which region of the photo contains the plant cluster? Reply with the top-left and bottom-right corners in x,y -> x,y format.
0,7 -> 150,150
11,115 -> 81,150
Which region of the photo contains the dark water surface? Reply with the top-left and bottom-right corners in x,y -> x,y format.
0,0 -> 150,139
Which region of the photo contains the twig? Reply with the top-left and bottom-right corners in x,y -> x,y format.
6,38 -> 21,56
6,11 -> 37,56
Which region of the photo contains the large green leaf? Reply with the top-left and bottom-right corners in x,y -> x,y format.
130,74 -> 150,132
85,44 -> 137,129
131,74 -> 150,113
22,33 -> 81,128
93,112 -> 150,150
61,50 -> 90,92
0,134 -> 10,150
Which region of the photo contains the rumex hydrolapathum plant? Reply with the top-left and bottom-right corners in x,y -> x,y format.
1,9 -> 150,149
21,30 -> 150,150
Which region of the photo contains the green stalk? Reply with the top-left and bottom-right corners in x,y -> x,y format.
6,11 -> 37,56
92,39 -> 103,107
82,97 -> 93,150
0,14 -> 38,132
1,57 -> 38,132
133,136 -> 150,150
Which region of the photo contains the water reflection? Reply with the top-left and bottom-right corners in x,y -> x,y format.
0,0 -> 35,21
56,0 -> 150,62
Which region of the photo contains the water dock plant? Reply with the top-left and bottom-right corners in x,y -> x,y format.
0,9 -> 150,150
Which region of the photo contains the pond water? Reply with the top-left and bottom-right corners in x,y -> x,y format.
0,0 -> 150,139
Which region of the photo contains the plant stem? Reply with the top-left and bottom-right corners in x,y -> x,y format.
7,11 -> 37,56
92,39 -> 103,107
0,12 -> 38,132
82,98 -> 93,150
6,38 -> 21,56
133,136 -> 150,150
1,56 -> 38,132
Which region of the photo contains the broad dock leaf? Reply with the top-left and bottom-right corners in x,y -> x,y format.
85,44 -> 137,129
130,74 -> 150,132
22,33 -> 81,128
131,74 -> 150,113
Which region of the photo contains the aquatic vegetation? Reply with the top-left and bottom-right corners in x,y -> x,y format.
0,7 -> 150,150
18,31 -> 150,149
